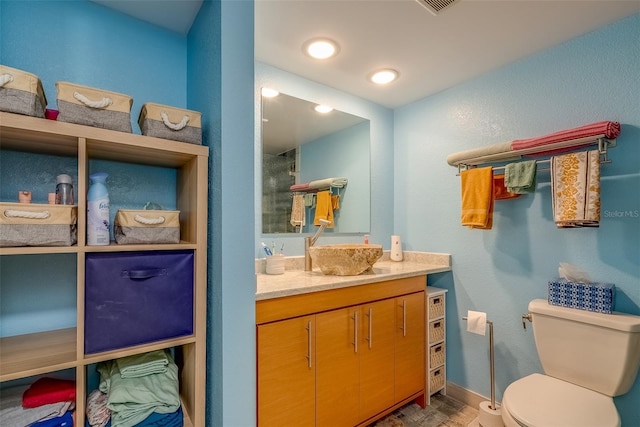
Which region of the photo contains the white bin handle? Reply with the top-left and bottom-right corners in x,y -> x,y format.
4,209 -> 51,220
161,111 -> 190,131
73,91 -> 113,109
0,73 -> 14,87
134,214 -> 165,225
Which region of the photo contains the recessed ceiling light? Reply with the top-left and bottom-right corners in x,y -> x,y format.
303,38 -> 339,60
314,105 -> 333,114
261,87 -> 280,98
369,69 -> 399,85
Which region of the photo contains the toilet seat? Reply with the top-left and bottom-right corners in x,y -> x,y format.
502,373 -> 620,427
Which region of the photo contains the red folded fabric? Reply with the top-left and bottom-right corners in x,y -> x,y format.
22,377 -> 76,408
511,121 -> 620,151
493,175 -> 521,201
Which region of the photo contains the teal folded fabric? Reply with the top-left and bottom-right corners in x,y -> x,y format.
504,160 -> 537,194
116,350 -> 169,378
98,352 -> 180,427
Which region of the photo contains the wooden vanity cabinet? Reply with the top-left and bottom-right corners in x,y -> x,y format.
357,298 -> 396,422
256,275 -> 426,427
395,292 -> 426,403
257,315 -> 316,426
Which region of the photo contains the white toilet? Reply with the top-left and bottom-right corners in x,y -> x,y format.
501,299 -> 640,427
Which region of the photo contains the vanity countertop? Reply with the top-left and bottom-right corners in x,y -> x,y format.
256,251 -> 451,301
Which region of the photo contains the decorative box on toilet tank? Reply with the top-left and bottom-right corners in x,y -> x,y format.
426,287 -> 448,405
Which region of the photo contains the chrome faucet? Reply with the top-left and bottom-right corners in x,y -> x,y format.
305,219 -> 331,271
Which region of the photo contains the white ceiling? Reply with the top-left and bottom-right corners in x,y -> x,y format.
90,0 -> 203,35
94,0 -> 639,109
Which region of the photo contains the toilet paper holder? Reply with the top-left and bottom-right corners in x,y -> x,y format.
463,316 -> 497,411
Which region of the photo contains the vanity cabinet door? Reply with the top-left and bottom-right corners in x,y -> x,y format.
257,316 -> 315,427
359,298 -> 396,422
395,291 -> 426,402
315,307 -> 360,427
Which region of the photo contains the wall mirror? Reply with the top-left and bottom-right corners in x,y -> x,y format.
261,91 -> 371,235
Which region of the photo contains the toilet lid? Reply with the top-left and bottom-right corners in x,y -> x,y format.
503,373 -> 620,427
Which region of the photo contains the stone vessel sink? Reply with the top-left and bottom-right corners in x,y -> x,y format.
308,244 -> 383,276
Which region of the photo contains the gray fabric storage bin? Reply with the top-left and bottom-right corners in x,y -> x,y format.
114,209 -> 180,244
138,102 -> 202,145
56,81 -> 132,133
0,65 -> 47,118
0,203 -> 77,247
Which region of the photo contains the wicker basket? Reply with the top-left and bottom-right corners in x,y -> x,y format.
428,319 -> 445,343
430,367 -> 445,392
428,295 -> 445,319
429,343 -> 445,368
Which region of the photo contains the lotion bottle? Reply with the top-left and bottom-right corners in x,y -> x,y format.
87,172 -> 110,245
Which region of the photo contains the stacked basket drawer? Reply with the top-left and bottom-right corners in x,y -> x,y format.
426,287 -> 447,403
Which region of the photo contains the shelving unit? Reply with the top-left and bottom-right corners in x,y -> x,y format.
0,112 -> 208,426
426,286 -> 447,405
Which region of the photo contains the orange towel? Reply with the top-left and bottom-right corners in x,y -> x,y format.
493,175 -> 521,201
314,190 -> 334,228
461,167 -> 494,229
331,195 -> 340,210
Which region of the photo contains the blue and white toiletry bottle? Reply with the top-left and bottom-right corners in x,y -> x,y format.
87,172 -> 110,246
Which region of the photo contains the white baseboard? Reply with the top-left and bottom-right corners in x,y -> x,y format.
446,381 -> 498,409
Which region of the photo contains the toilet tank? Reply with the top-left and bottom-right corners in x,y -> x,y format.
529,299 -> 640,396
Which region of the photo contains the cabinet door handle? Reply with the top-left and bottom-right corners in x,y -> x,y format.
369,308 -> 373,348
352,311 -> 358,353
401,299 -> 407,337
305,320 -> 312,368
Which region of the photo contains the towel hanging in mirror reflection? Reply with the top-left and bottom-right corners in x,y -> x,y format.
304,193 -> 315,207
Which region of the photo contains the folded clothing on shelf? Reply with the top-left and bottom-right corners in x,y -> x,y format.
115,350 -> 170,379
22,377 -> 76,409
97,350 -> 180,427
0,385 -> 73,427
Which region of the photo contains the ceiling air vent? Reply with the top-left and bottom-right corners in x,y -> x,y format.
415,0 -> 459,15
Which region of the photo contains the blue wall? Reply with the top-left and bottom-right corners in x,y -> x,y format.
0,0 -> 187,133
0,1 -> 185,332
189,1 -> 255,426
1,2 -> 256,426
300,121 -> 370,233
255,62 -> 394,257
394,13 -> 640,424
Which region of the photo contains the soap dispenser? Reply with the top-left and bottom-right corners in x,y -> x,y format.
390,235 -> 403,261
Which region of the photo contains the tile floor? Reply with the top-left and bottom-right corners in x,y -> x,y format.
371,393 -> 479,427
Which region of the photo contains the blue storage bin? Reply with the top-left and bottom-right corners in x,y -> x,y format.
85,250 -> 194,354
